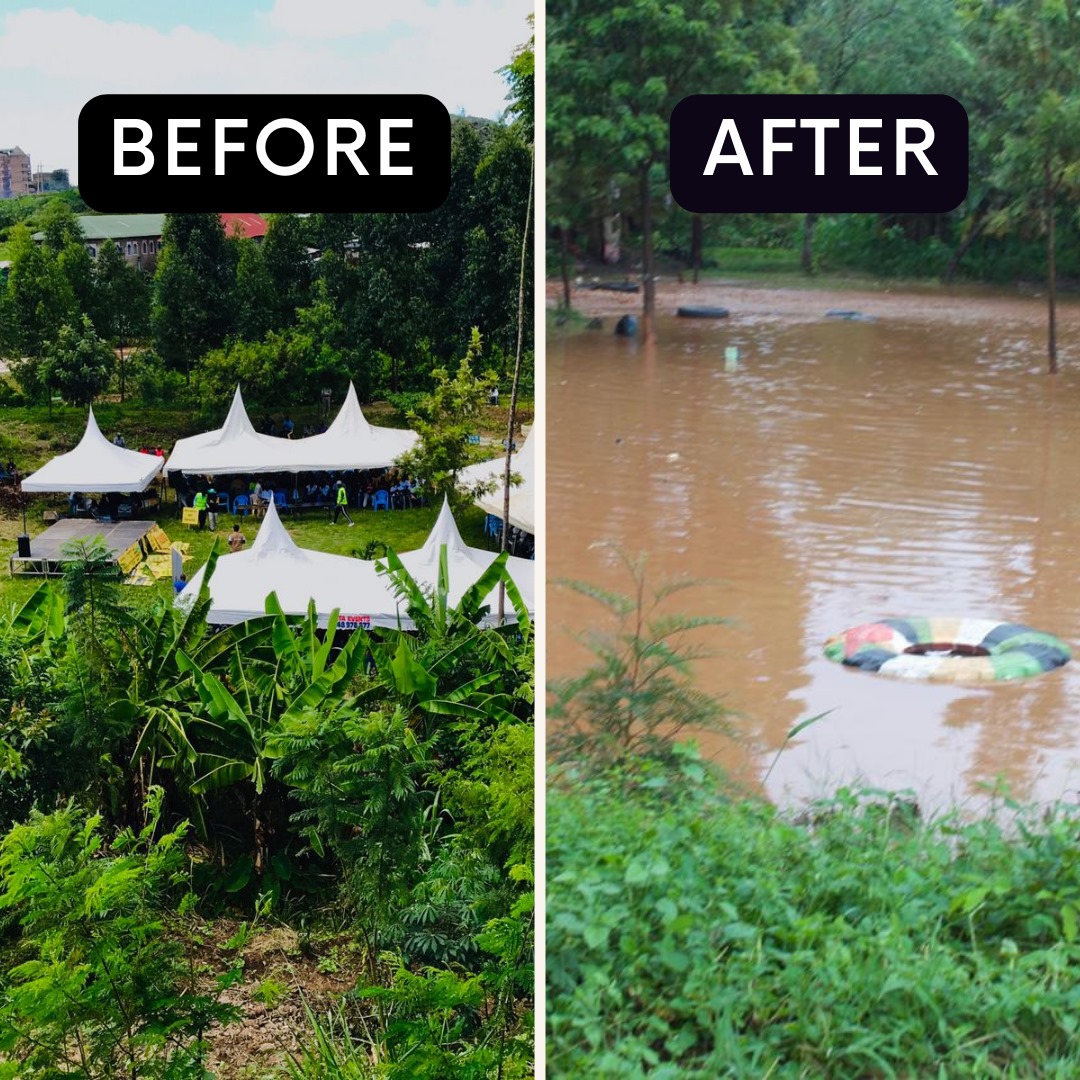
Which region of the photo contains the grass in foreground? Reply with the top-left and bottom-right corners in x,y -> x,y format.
548,752 -> 1080,1078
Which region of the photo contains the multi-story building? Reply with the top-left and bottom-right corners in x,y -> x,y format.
31,168 -> 71,194
0,147 -> 32,199
32,213 -> 268,272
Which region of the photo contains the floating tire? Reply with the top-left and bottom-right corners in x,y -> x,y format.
677,306 -> 730,318
581,281 -> 640,293
823,618 -> 1070,683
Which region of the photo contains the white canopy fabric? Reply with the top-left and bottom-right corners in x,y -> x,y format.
461,429 -> 535,534
390,497 -> 535,615
164,384 -> 417,477
21,407 -> 163,493
291,382 -> 418,471
179,499 -> 533,628
180,501 -> 389,628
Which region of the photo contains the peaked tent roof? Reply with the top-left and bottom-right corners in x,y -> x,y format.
289,382 -> 418,471
179,499 -> 533,628
21,407 -> 164,493
164,386 -> 291,476
164,383 -> 417,476
180,500 -> 388,627
392,497 -> 535,615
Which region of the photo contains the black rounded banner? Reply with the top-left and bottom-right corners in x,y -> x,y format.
670,94 -> 968,214
79,94 -> 451,213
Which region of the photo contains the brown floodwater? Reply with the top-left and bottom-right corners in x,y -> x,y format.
547,283 -> 1080,811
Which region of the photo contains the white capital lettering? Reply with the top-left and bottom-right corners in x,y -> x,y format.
896,119 -> 937,175
214,119 -> 248,175
800,118 -> 840,175
327,119 -> 369,176
114,119 -> 154,176
850,119 -> 882,176
380,119 -> 413,175
256,118 -> 314,177
762,119 -> 796,176
703,118 -> 753,176
168,118 -> 201,176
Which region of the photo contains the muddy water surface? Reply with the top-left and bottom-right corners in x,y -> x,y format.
548,284 -> 1080,809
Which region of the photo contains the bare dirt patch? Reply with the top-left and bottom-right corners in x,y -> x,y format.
191,920 -> 365,1078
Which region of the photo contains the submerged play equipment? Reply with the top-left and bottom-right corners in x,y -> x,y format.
824,618 -> 1071,683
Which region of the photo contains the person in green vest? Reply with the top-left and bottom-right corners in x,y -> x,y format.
332,480 -> 354,526
193,488 -> 208,530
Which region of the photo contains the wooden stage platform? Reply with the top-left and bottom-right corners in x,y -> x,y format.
9,519 -> 153,577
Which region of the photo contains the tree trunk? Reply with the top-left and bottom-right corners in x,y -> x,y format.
560,228 -> 572,310
252,792 -> 267,877
640,167 -> 656,343
690,215 -> 702,285
945,195 -> 992,282
499,161 -> 533,623
1047,162 -> 1058,374
801,213 -> 817,275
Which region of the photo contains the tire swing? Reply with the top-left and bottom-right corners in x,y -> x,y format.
823,617 -> 1071,683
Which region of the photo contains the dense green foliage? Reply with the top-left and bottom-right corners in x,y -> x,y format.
0,790 -> 239,1078
550,0 -> 1080,334
0,541 -> 534,1075
549,755 -> 1080,1077
0,125 -> 532,411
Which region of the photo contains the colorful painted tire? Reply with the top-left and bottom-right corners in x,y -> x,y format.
823,618 -> 1071,683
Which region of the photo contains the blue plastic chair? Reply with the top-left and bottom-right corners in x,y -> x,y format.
484,514 -> 503,540
233,494 -> 251,517
372,489 -> 390,511
274,490 -> 291,515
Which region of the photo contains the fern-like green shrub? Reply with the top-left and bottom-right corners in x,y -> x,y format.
0,790 -> 237,1078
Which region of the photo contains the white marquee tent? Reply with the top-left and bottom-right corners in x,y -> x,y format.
179,499 -> 533,628
164,384 -> 417,478
458,429 -> 535,534
21,407 -> 164,493
391,498 -> 535,616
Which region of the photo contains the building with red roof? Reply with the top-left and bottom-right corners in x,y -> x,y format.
219,213 -> 268,242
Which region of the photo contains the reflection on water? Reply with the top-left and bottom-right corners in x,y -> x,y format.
548,287 -> 1080,810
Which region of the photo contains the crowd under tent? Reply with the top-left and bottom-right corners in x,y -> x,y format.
21,407 -> 164,495
163,384 -> 418,479
179,500 -> 533,629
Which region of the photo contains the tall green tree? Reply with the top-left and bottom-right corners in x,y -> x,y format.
41,314 -> 115,406
230,237 -> 276,342
794,0 -> 970,273
6,225 -> 77,395
262,212 -> 313,328
549,0 -> 810,340
151,213 -> 234,377
395,327 -> 499,507
91,239 -> 151,400
963,0 -> 1080,373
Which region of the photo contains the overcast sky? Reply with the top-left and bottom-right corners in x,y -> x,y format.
0,0 -> 533,183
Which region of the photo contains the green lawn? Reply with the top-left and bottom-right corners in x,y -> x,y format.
0,499 -> 493,613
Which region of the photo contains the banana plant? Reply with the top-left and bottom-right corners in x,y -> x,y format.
171,594 -> 370,875
371,546 -> 534,730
